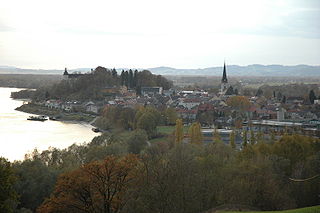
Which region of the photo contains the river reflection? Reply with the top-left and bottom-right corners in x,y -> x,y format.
0,87 -> 99,161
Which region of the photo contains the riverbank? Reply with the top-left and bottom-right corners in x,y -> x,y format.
15,103 -> 96,123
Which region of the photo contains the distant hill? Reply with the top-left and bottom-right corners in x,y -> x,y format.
148,65 -> 320,76
0,64 -> 319,76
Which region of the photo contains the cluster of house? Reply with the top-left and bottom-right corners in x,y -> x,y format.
40,64 -> 320,139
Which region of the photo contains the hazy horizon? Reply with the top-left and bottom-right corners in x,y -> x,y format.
1,0 -> 319,69
1,63 -> 320,71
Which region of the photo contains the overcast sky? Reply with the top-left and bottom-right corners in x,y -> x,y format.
0,0 -> 319,69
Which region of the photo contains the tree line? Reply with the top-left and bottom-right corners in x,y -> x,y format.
11,67 -> 172,101
1,128 -> 319,212
95,105 -> 178,138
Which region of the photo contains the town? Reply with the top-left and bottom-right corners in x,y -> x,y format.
14,63 -> 320,147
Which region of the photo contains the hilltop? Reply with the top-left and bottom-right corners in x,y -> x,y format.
1,64 -> 320,76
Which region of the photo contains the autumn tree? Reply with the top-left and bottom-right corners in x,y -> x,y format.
226,96 -> 251,111
175,119 -> 184,144
242,130 -> 248,148
256,131 -> 264,144
38,155 -> 141,213
230,130 -> 236,149
188,122 -> 203,145
165,107 -> 178,125
213,128 -> 222,143
250,130 -> 256,145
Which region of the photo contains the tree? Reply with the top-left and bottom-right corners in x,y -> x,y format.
213,128 -> 222,143
128,69 -> 134,88
165,107 -> 177,125
133,69 -> 138,88
0,158 -> 18,213
127,130 -> 148,154
309,90 -> 316,104
269,131 -> 276,144
282,95 -> 286,104
242,130 -> 248,148
234,88 -> 239,95
120,70 -> 125,85
175,119 -> 184,144
124,71 -> 129,87
256,88 -> 263,97
13,159 -> 57,212
226,96 -> 251,111
111,68 -> 117,77
188,122 -> 203,145
257,131 -> 264,143
230,130 -> 236,149
225,86 -> 234,95
250,130 -> 256,145
38,155 -> 141,213
235,118 -> 243,129
137,112 -> 157,138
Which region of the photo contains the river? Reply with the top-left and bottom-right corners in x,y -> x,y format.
0,87 -> 99,161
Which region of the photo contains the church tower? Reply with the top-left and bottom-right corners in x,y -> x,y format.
221,62 -> 228,93
63,68 -> 69,80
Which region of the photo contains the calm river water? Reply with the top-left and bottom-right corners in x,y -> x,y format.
0,87 -> 99,161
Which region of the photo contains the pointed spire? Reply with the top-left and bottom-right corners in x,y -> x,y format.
63,67 -> 68,75
222,61 -> 228,83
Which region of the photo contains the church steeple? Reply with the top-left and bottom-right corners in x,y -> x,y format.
63,67 -> 69,75
220,61 -> 228,94
221,62 -> 228,83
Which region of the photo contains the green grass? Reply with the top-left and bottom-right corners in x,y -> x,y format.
219,206 -> 320,213
149,136 -> 168,143
157,125 -> 189,135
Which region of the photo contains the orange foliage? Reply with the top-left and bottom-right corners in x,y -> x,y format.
37,154 -> 140,213
226,96 -> 251,111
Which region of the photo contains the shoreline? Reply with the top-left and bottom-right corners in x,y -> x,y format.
15,103 -> 98,125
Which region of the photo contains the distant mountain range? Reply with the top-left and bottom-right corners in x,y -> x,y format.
0,64 -> 319,76
148,65 -> 320,76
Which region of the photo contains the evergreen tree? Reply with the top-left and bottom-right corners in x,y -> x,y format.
277,91 -> 282,101
234,88 -> 239,95
133,69 -> 138,88
309,90 -> 316,104
129,69 -> 134,88
120,70 -> 125,86
124,71 -> 129,87
225,86 -> 234,95
111,68 -> 117,77
282,95 -> 286,104
256,88 -> 263,97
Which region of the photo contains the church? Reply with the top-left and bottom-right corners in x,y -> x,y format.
220,62 -> 228,93
219,62 -> 236,96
